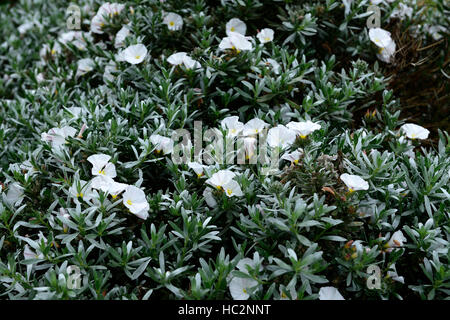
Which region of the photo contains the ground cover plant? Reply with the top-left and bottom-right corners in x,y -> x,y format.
0,0 -> 449,300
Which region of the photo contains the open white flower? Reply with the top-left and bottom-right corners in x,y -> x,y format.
115,25 -> 131,48
340,173 -> 369,192
229,276 -> 258,300
39,42 -> 61,59
188,161 -> 205,177
76,58 -> 95,77
90,14 -> 107,34
318,287 -> 345,300
369,28 -> 396,63
150,134 -> 174,154
219,32 -> 253,52
167,52 -> 200,69
400,123 -> 430,140
281,149 -> 304,165
206,169 -> 236,191
69,179 -> 95,202
226,18 -> 246,36
286,120 -> 321,138
257,28 -> 274,44
87,154 -> 117,178
223,179 -> 243,197
122,185 -> 149,220
243,118 -> 268,136
41,126 -> 77,148
369,27 -> 393,48
221,116 -> 244,138
387,230 -> 407,251
122,44 -> 147,64
163,12 -> 183,31
267,125 -> 297,149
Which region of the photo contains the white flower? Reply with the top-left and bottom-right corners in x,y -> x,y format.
318,287 -> 345,300
243,137 -> 257,161
59,31 -> 92,50
188,162 -> 205,177
163,12 -> 183,31
206,169 -> 236,190
24,244 -> 43,260
400,123 -> 430,140
387,263 -> 404,284
39,42 -> 61,59
203,188 -> 217,208
122,185 -> 149,219
340,173 -> 369,192
41,126 -> 77,148
150,134 -> 174,154
427,25 -> 446,41
122,44 -> 148,65
286,120 -> 321,138
90,14 -> 107,34
369,27 -> 393,48
281,149 -> 304,164
76,58 -> 95,77
87,154 -> 117,178
115,25 -> 131,48
280,287 -> 297,300
236,258 -> 262,274
98,2 -> 125,17
376,39 -> 396,63
221,116 -> 244,138
69,180 -> 95,202
223,180 -> 243,197
391,3 -> 413,19
267,125 -> 297,149
243,118 -> 268,136
226,18 -> 246,36
229,277 -> 258,300
167,52 -> 200,69
387,230 -> 407,250
257,28 -> 274,44
369,28 -> 396,63
219,32 -> 253,52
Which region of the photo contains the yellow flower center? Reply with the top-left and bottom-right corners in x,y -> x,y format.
169,21 -> 175,26
135,55 -> 141,60
255,129 -> 258,133
100,22 -> 105,27
112,194 -> 118,199
348,188 -> 354,193
281,292 -> 287,298
226,188 -> 233,196
216,185 -> 223,191
99,169 -> 105,175
230,27 -> 235,32
51,49 -> 56,55
265,37 -> 270,41
411,133 -> 416,139
76,192 -> 83,198
300,135 -> 307,139
197,173 -> 203,178
126,199 -> 133,205
243,288 -> 247,294
294,159 -> 299,165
